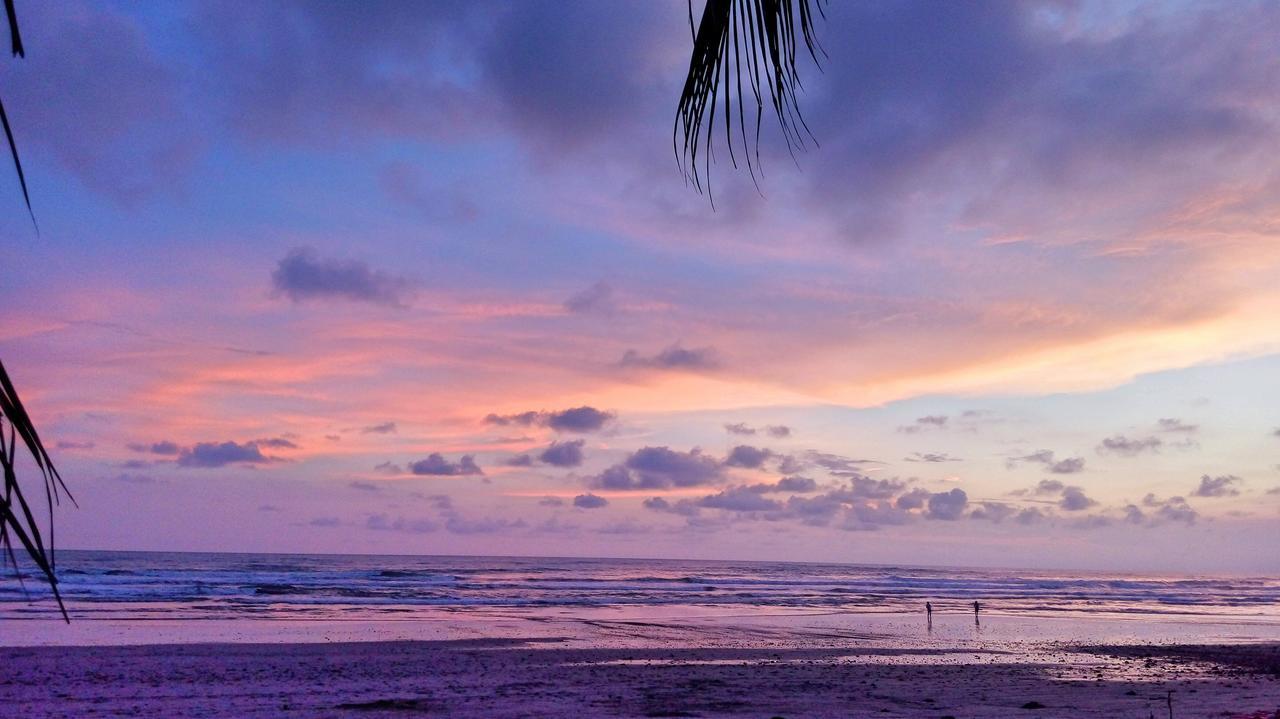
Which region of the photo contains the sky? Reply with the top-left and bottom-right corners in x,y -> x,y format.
2,0 -> 1279,572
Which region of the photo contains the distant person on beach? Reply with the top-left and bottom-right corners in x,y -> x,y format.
926,601 -> 933,616
973,600 -> 981,625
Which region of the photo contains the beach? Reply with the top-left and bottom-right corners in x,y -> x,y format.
4,636 -> 1279,717
3,552 -> 1280,716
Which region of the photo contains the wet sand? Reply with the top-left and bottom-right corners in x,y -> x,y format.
3,636 -> 1279,718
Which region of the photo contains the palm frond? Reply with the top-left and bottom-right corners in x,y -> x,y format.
674,0 -> 827,205
2,0 -> 36,231
1,361 -> 73,621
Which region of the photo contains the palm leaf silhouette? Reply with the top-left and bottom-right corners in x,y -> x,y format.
675,0 -> 827,204
2,1 -> 67,619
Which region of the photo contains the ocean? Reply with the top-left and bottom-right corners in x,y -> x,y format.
3,550 -> 1279,646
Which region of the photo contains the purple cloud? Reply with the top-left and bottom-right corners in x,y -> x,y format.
409,454 -> 483,476
271,247 -> 415,307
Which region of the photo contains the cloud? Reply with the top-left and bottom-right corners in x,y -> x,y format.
563,281 -> 616,314
361,422 -> 398,434
374,461 -> 403,474
925,489 -> 968,520
619,344 -> 720,372
1192,474 -> 1242,498
698,487 -> 783,513
484,406 -> 615,433
969,502 -> 1017,523
253,437 -> 298,449
1096,435 -> 1163,457
177,441 -> 275,468
1157,418 -> 1198,434
723,445 -> 774,469
109,473 -> 158,485
1008,449 -> 1085,474
366,513 -> 438,533
905,452 -> 960,463
894,488 -> 930,510
745,476 -> 818,494
723,423 -> 791,438
349,480 -> 381,492
572,493 -> 608,509
409,453 -> 483,476
128,440 -> 181,456
504,454 -> 534,467
642,496 -> 702,517
538,496 -> 566,507
1128,494 -> 1198,526
589,446 -> 723,490
309,517 -> 341,528
444,515 -> 528,535
55,440 -> 94,450
270,247 -> 414,307
1058,486 -> 1097,512
539,440 -> 586,468
898,415 -> 948,434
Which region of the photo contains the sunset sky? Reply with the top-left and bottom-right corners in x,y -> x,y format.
3,1 -> 1279,571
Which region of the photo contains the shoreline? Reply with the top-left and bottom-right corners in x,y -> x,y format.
3,637 -> 1278,717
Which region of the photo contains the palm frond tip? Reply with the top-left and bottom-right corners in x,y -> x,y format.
674,0 -> 827,203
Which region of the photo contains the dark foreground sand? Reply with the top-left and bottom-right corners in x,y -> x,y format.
2,639 -> 1278,718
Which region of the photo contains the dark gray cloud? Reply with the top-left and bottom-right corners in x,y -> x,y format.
271,247 -> 414,307
409,453 -> 483,476
724,422 -> 756,436
573,493 -> 608,509
484,406 -> 615,433
925,489 -> 968,520
620,344 -> 720,372
1097,435 -> 1163,457
563,281 -> 615,314
177,441 -> 274,468
1192,474 -> 1242,498
723,445 -> 774,469
504,454 -> 534,467
765,425 -> 791,438
361,422 -> 398,434
1157,418 -> 1198,434
540,440 -> 586,468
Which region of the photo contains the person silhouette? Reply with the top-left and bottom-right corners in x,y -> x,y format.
925,601 -> 934,633
973,600 -> 981,625
926,601 -> 933,616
